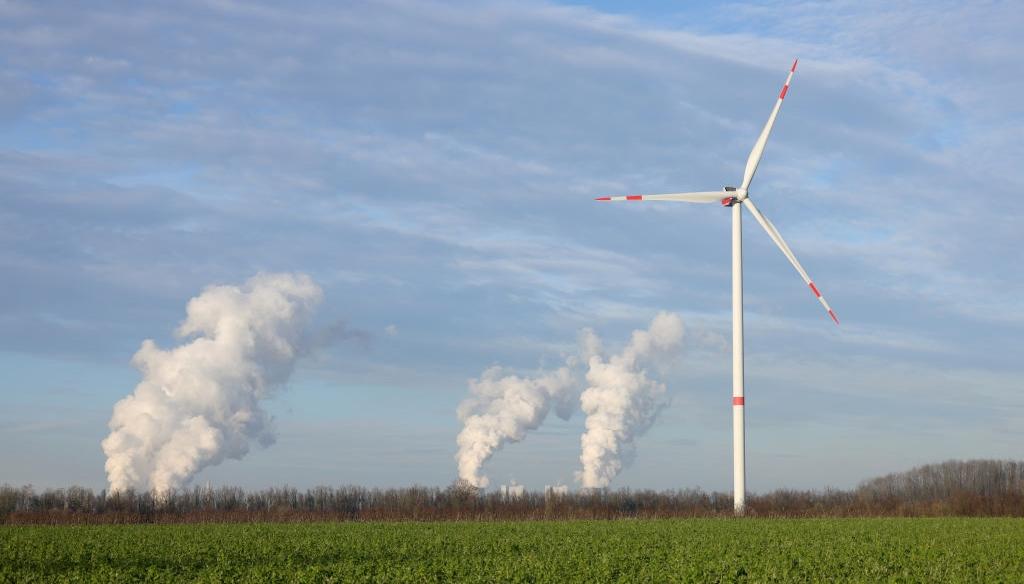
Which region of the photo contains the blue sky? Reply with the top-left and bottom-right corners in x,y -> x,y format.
1,0 -> 1022,492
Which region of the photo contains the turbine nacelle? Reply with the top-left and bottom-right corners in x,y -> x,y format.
720,187 -> 747,207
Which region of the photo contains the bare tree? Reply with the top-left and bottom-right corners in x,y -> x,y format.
3,459 -> 1023,524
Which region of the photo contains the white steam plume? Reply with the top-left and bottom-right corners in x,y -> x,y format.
455,365 -> 575,489
455,331 -> 599,488
101,273 -> 322,494
577,312 -> 684,489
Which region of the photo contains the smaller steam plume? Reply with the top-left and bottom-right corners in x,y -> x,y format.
577,312 -> 683,489
101,273 -> 322,494
455,362 -> 579,488
455,330 -> 600,488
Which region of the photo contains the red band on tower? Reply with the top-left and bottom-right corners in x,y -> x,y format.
733,396 -> 744,406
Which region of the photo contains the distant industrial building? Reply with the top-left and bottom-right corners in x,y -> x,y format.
499,483 -> 525,498
545,484 -> 569,497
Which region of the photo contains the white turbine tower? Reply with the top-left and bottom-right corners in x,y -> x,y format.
595,59 -> 838,514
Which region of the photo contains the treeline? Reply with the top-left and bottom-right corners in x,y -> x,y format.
3,459 -> 1023,524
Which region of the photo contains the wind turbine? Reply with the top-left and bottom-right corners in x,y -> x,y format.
595,59 -> 837,514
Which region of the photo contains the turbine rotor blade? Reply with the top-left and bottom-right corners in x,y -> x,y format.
743,197 -> 839,325
740,59 -> 798,191
595,191 -> 724,203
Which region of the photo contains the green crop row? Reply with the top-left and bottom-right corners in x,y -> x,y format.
2,518 -> 1023,582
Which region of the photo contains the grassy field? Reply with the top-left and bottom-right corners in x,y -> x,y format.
2,518 -> 1024,582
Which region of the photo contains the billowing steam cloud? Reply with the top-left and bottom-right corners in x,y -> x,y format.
455,330 -> 601,488
101,273 -> 322,493
455,364 -> 577,488
577,312 -> 684,489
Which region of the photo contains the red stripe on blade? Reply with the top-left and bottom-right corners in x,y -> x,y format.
809,282 -> 821,298
733,396 -> 744,406
594,196 -> 611,201
626,195 -> 643,201
791,58 -> 798,72
779,84 -> 789,100
828,310 -> 840,325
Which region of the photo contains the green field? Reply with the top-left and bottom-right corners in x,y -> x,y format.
3,518 -> 1024,582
